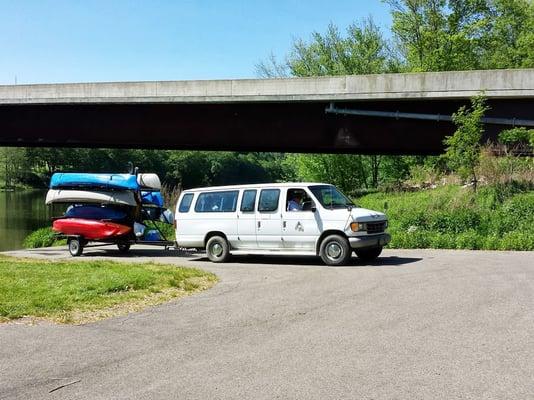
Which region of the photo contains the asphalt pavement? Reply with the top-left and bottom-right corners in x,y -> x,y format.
1,246 -> 533,399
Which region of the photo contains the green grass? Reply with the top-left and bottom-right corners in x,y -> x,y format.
23,227 -> 66,248
358,184 -> 534,251
143,220 -> 175,241
0,256 -> 217,323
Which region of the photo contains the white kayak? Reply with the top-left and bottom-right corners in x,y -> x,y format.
45,189 -> 137,206
137,173 -> 161,190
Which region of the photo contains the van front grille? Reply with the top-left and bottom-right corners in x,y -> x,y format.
366,221 -> 386,234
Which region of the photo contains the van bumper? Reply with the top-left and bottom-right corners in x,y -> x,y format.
348,233 -> 391,249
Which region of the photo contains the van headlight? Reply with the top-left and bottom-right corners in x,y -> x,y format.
350,222 -> 366,232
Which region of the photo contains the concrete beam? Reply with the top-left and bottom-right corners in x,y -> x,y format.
1,69 -> 534,105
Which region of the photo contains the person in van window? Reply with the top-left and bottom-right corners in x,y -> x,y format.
287,192 -> 303,211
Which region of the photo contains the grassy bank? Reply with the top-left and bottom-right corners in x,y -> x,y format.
358,184 -> 534,251
23,227 -> 65,248
0,256 -> 216,324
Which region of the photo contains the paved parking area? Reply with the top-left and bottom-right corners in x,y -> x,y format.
1,247 -> 533,399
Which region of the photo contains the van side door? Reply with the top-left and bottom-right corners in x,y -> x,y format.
282,188 -> 321,250
236,189 -> 257,249
255,188 -> 283,249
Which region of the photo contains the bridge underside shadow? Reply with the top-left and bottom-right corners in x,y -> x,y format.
1,98 -> 533,154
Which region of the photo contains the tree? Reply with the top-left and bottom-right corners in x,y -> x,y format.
444,96 -> 489,190
257,19 -> 409,190
289,154 -> 369,194
385,0 -> 534,71
256,18 -> 398,78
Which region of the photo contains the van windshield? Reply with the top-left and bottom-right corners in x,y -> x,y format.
309,185 -> 355,209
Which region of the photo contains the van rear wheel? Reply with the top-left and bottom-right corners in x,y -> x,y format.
319,234 -> 351,266
206,236 -> 230,263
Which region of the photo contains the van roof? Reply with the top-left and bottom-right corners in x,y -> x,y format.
182,182 -> 332,193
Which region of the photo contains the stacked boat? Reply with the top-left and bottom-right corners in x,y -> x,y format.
46,172 -> 169,256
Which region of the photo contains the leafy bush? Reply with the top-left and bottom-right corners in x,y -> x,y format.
23,227 -> 64,249
499,232 -> 534,251
498,127 -> 533,147
358,184 -> 534,251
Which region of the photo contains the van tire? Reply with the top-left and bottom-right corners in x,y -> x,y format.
319,234 -> 351,266
354,246 -> 382,262
206,236 -> 230,263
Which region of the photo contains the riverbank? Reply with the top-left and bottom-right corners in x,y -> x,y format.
358,184 -> 534,251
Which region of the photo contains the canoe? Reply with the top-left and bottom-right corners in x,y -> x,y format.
65,205 -> 128,221
141,191 -> 164,207
137,173 -> 161,190
52,218 -> 132,240
50,173 -> 139,190
45,189 -> 137,206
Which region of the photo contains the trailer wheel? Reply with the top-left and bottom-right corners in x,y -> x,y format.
117,243 -> 130,253
68,238 -> 83,257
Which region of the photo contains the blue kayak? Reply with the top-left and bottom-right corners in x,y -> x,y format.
141,191 -> 164,207
65,205 -> 128,221
50,173 -> 139,190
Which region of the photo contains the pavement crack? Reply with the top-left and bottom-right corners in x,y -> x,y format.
48,379 -> 81,393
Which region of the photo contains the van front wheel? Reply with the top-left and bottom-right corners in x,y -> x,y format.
319,234 -> 351,266
206,236 -> 230,263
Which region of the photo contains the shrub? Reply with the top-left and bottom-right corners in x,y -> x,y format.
23,227 -> 64,249
455,231 -> 483,250
499,232 -> 534,251
429,233 -> 457,249
359,183 -> 533,251
427,209 -> 481,234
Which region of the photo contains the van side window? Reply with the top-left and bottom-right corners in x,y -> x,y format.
240,190 -> 257,212
258,189 -> 280,212
286,188 -> 314,211
195,191 -> 239,213
178,193 -> 194,213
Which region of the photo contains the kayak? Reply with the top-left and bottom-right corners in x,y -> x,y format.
45,189 -> 137,206
141,191 -> 164,207
50,173 -> 139,190
137,173 -> 161,190
53,218 -> 132,240
65,205 -> 128,221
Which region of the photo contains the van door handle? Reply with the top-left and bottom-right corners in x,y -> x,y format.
257,221 -> 261,229
283,221 -> 287,228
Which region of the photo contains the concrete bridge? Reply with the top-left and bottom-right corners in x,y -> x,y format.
1,69 -> 533,154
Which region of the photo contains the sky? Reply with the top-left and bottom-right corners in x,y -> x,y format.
0,0 -> 391,84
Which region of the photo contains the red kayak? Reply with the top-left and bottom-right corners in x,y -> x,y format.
53,218 -> 132,240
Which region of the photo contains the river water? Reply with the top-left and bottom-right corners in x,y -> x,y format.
0,190 -> 63,251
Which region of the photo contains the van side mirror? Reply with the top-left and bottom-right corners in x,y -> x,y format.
311,205 -> 317,213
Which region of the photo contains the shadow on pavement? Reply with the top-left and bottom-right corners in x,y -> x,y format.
23,247 -> 423,267
191,254 -> 423,267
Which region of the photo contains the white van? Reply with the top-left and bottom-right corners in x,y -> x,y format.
174,183 -> 390,266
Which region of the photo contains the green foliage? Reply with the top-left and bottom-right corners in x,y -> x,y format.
358,185 -> 534,250
289,154 -> 371,194
444,96 -> 489,187
385,0 -> 534,71
144,221 -> 175,241
256,19 -> 397,78
498,127 -> 534,149
23,227 -> 65,249
0,256 -> 216,322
